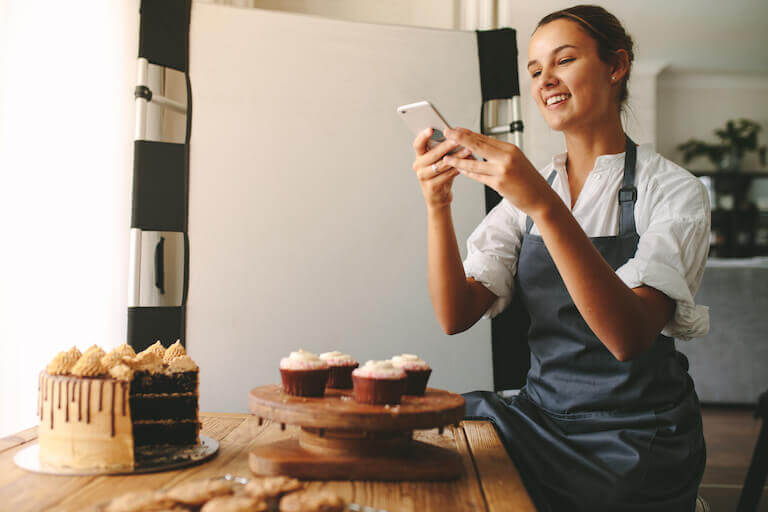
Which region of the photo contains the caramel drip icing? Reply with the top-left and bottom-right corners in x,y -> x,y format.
58,380 -> 62,409
38,375 -> 48,422
121,382 -> 127,416
49,377 -> 54,430
65,380 -> 69,423
71,382 -> 76,402
110,381 -> 116,437
44,374 -> 48,402
99,381 -> 104,411
87,380 -> 91,424
78,380 -> 82,422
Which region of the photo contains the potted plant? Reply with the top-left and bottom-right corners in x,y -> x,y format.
677,118 -> 767,171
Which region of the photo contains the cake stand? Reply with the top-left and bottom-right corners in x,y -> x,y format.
248,384 -> 465,481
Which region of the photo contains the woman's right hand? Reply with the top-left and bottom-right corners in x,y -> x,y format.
412,128 -> 472,210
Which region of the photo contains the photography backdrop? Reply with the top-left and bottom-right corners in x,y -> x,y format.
186,3 -> 494,413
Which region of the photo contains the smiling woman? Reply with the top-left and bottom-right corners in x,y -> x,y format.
410,4 -> 710,512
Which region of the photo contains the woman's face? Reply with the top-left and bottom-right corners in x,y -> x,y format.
528,19 -> 617,133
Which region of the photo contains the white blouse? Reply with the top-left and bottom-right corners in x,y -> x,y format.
462,143 -> 711,341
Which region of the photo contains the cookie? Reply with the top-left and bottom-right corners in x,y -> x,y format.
165,479 -> 235,506
104,490 -> 176,512
244,476 -> 304,500
279,491 -> 346,512
200,495 -> 267,512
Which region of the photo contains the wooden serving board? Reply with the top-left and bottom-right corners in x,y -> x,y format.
248,385 -> 467,480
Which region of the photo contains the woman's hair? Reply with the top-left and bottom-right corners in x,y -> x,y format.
535,5 -> 634,112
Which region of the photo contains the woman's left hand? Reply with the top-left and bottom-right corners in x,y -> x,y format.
442,127 -> 558,218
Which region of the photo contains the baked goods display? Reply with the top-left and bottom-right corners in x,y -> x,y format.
250,350 -> 464,481
37,340 -> 200,470
351,360 -> 407,405
390,354 -> 432,396
279,350 -> 329,397
318,351 -> 358,389
98,476 -> 341,512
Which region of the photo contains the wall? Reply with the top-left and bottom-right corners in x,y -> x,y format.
199,0 -> 459,30
657,70 -> 768,172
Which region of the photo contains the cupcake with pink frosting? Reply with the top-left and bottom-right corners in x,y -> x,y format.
279,350 -> 329,397
391,354 -> 432,396
351,360 -> 407,405
319,351 -> 359,389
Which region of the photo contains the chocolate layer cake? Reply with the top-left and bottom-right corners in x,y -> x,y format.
37,341 -> 200,469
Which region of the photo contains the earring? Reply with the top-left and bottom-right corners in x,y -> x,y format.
611,76 -> 615,80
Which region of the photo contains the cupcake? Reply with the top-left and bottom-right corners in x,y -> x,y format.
391,354 -> 432,396
319,351 -> 359,389
279,350 -> 329,397
351,360 -> 407,405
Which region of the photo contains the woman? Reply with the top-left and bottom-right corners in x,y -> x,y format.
410,5 -> 709,511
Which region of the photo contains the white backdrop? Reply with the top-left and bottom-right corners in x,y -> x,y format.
187,4 -> 494,414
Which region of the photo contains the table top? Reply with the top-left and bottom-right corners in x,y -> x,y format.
0,413 -> 536,512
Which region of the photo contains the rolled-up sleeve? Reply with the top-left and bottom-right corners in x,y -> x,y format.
615,168 -> 711,340
462,200 -> 524,318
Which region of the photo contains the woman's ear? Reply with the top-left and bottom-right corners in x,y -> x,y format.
610,49 -> 630,82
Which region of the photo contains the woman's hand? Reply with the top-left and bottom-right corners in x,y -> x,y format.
412,128 -> 473,210
442,127 -> 558,218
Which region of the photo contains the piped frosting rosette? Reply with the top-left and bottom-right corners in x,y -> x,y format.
319,351 -> 358,367
44,340 -> 198,379
390,354 -> 430,371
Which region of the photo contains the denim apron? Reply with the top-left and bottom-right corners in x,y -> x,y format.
464,137 -> 706,511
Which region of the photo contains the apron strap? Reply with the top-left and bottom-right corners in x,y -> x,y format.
618,135 -> 639,237
525,170 -> 558,234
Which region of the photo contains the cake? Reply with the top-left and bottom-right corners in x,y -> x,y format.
279,350 -> 329,397
37,340 -> 200,470
390,354 -> 432,396
351,360 -> 407,405
318,351 -> 358,389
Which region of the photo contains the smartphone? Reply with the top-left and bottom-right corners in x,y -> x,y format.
396,100 -> 480,160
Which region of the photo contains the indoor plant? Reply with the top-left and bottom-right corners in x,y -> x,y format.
677,118 -> 767,171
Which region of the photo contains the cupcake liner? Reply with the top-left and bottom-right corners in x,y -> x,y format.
352,375 -> 405,405
280,368 -> 329,397
326,363 -> 358,389
403,368 -> 432,396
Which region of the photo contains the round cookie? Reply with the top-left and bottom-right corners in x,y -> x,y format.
104,490 -> 175,512
279,491 -> 346,512
164,479 -> 235,506
200,495 -> 267,512
244,476 -> 304,500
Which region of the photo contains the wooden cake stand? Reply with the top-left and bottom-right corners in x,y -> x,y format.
248,384 -> 465,481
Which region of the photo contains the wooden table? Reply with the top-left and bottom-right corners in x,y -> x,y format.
0,413 -> 536,511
